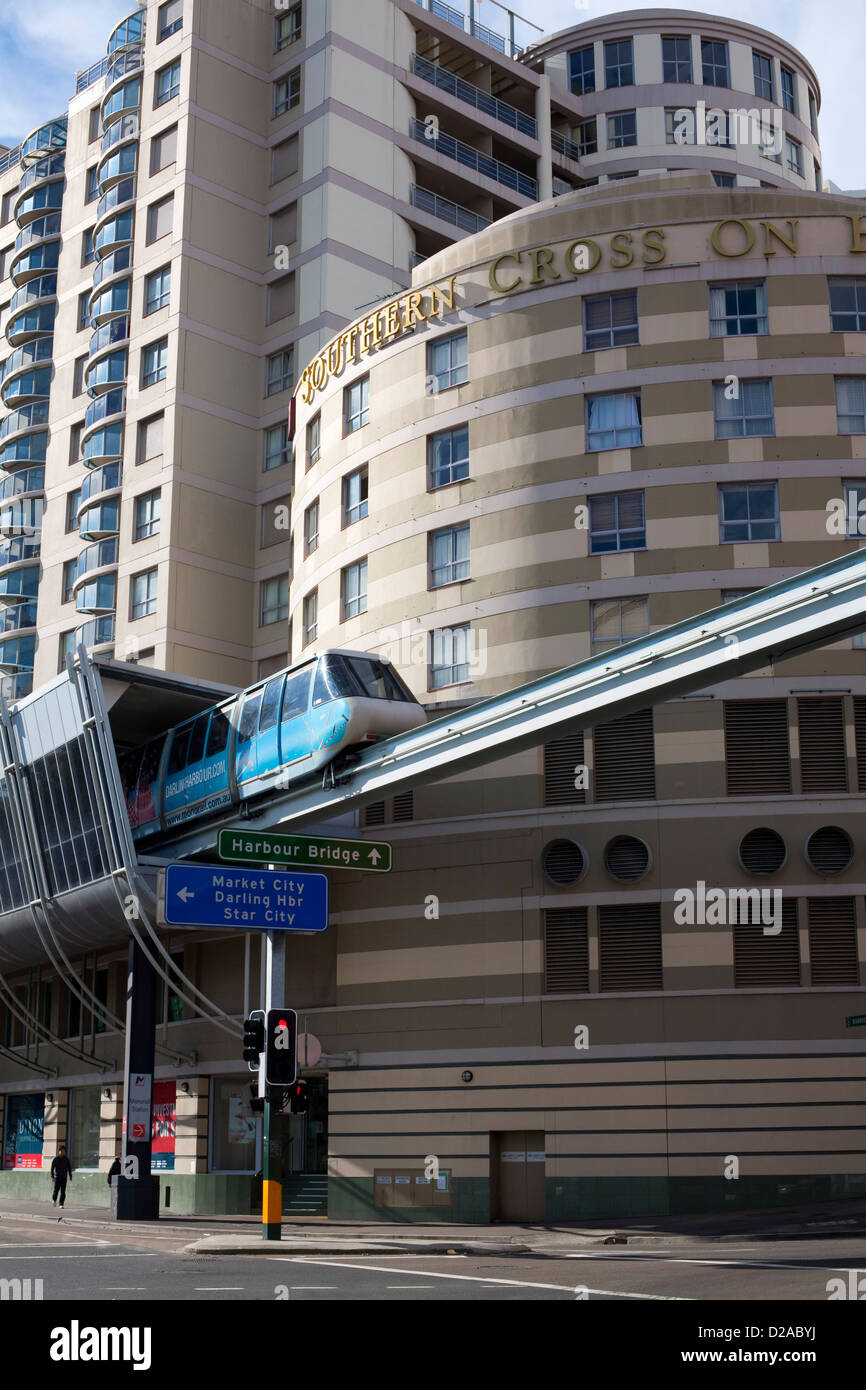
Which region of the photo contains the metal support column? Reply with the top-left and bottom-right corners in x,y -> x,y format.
116,937 -> 160,1219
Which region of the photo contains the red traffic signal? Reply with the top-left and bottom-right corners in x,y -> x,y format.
289,1081 -> 308,1114
265,1008 -> 298,1087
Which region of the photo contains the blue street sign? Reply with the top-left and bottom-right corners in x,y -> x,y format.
162,863 -> 328,932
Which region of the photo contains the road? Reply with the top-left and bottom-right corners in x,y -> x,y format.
0,1213 -> 864,1301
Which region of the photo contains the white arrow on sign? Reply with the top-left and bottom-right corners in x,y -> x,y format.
177,887 -> 195,903
369,849 -> 381,865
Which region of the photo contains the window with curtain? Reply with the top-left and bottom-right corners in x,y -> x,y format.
585,392 -> 642,450
430,525 -> 470,587
709,281 -> 767,336
589,491 -> 646,553
584,290 -> 638,349
836,378 -> 866,433
713,378 -> 775,437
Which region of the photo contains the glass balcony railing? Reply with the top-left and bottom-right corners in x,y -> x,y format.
82,423 -> 124,467
89,316 -> 130,359
0,565 -> 39,603
0,634 -> 36,675
75,537 -> 118,581
10,241 -> 61,285
101,113 -> 140,158
0,367 -> 53,409
0,147 -> 22,176
79,462 -> 121,508
0,498 -> 44,536
0,669 -> 34,700
410,184 -> 491,233
14,181 -> 64,225
85,348 -> 127,395
2,339 -> 54,383
102,77 -> 142,127
18,152 -> 65,193
96,177 -> 136,222
75,614 -> 115,650
410,54 -> 536,138
0,602 -> 38,635
78,499 -> 120,541
90,279 -> 131,325
5,304 -> 56,346
75,572 -> 117,615
0,402 -> 50,442
20,119 -> 67,167
75,56 -> 109,93
412,0 -> 541,60
98,145 -> 137,190
0,433 -> 48,469
410,119 -> 537,198
14,213 -> 62,254
94,210 -> 134,257
0,468 -> 45,502
9,277 -> 57,316
0,536 -> 41,569
108,10 -> 145,56
85,388 -> 126,431
92,245 -> 132,291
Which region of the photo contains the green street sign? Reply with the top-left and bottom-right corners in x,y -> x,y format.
845,1014 -> 866,1027
218,827 -> 392,873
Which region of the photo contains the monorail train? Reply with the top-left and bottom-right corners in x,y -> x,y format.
118,649 -> 425,843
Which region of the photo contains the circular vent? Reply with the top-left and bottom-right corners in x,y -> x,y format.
604,835 -> 651,882
542,838 -> 586,886
738,827 -> 787,875
805,825 -> 854,874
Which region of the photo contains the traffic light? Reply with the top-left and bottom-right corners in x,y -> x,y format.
289,1081 -> 308,1115
243,1010 -> 265,1069
265,1008 -> 297,1087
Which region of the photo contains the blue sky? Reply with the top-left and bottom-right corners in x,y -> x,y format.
0,0 -> 861,186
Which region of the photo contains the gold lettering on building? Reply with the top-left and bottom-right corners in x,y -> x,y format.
846,215 -> 866,253
711,218 -> 756,257
610,231 -> 634,268
530,248 -> 561,284
761,219 -> 798,255
489,253 -> 523,293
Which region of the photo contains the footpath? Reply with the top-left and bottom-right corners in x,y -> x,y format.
0,1194 -> 864,1256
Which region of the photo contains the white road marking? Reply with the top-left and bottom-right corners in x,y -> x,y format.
387,1284 -> 437,1289
0,1252 -> 157,1260
103,1287 -> 148,1291
281,1257 -> 691,1299
194,1286 -> 245,1291
289,1285 -> 338,1290
565,1254 -> 864,1272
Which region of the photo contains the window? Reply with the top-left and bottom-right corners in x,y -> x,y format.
85,166 -> 99,204
709,281 -> 768,336
58,631 -> 76,672
713,378 -> 775,437
590,597 -> 650,652
607,111 -> 636,148
269,204 -> 297,252
137,413 -> 164,463
428,424 -> 469,489
62,559 -> 77,604
785,137 -> 803,176
142,338 -> 168,387
69,421 -> 83,465
568,45 -> 595,95
662,35 -> 692,82
262,495 -> 291,551
430,524 -> 469,587
753,51 -> 775,102
130,568 -> 158,618
271,136 -> 299,183
73,354 -> 88,396
77,291 -> 91,333
780,65 -> 796,114
830,279 -> 866,332
260,574 -> 289,626
430,624 -> 470,689
89,106 -> 102,143
342,466 -> 368,526
713,172 -> 735,187
274,71 -> 301,117
147,194 -> 174,245
134,490 -> 161,541
576,118 -> 597,157
701,38 -> 729,87
589,491 -> 646,553
145,266 -> 171,315
82,227 -> 96,266
428,330 -> 468,391
665,107 -> 695,144
306,413 -> 320,468
808,90 -> 818,137
0,244 -> 13,280
158,0 -> 183,41
264,422 -> 290,472
586,392 -> 642,450
836,378 -> 866,434
276,3 -> 302,50
343,376 -> 370,434
266,347 -> 294,396
150,125 -> 178,174
718,482 -> 780,542
304,500 -> 319,555
604,38 -> 633,88
268,272 -> 296,323
66,489 -> 82,533
303,590 -> 317,645
584,290 -> 638,350
341,560 -> 367,620
155,60 -> 181,106
1,192 -> 15,226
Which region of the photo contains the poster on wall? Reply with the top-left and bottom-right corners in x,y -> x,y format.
151,1080 -> 176,1172
3,1093 -> 45,1170
227,1090 -> 256,1145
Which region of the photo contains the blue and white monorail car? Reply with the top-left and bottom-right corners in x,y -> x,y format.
118,650 -> 424,842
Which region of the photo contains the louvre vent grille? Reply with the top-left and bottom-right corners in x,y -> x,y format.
733,898 -> 800,987
363,801 -> 386,827
542,839 -> 585,885
603,835 -> 650,882
598,904 -> 662,991
807,897 -> 859,985
393,791 -> 414,822
594,708 -> 654,801
543,732 -> 586,805
805,825 -> 853,874
544,908 -> 589,992
724,700 -> 791,795
798,698 -> 847,793
739,827 -> 787,875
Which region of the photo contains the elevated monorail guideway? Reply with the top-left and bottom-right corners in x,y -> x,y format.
159,547 -> 866,860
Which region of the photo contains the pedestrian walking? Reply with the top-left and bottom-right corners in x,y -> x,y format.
50,1145 -> 73,1208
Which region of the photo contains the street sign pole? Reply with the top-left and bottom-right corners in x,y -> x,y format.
262,930 -> 286,1242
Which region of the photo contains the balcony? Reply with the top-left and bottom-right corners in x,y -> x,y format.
75,614 -> 115,652
410,53 -> 536,138
75,571 -> 117,615
552,130 -> 584,163
107,11 -> 145,56
0,365 -> 53,411
410,183 -> 491,233
14,212 -> 62,255
89,315 -> 130,360
0,537 -> 40,571
89,278 -> 131,327
0,498 -> 44,538
96,176 -> 136,224
0,432 -> 47,471
14,180 -> 64,226
0,670 -> 34,700
410,119 -> 537,198
0,634 -> 36,677
0,147 -> 21,176
101,113 -> 140,158
75,56 -> 109,93
78,499 -> 120,542
20,119 -> 67,168
0,401 -> 50,444
97,144 -> 137,192
82,423 -> 124,468
79,462 -> 122,512
0,468 -> 45,504
85,347 -> 127,396
85,388 -> 126,432
412,0 -> 540,61
91,245 -> 132,293
19,152 -> 66,194
8,277 -> 57,320
94,209 -> 134,259
75,537 -> 118,583
0,565 -> 39,604
5,303 -> 56,349
102,76 -> 142,129
0,601 -> 38,635
9,240 -> 61,287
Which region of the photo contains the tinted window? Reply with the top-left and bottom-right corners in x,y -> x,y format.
238,691 -> 263,742
167,726 -> 191,774
187,714 -> 209,765
312,654 -> 357,707
206,709 -> 231,757
282,669 -> 311,720
346,657 -> 410,701
259,678 -> 284,733
141,737 -> 165,786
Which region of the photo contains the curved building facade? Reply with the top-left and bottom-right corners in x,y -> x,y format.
290,173 -> 866,1218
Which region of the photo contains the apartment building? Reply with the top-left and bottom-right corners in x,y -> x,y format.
2,4 -> 865,1223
